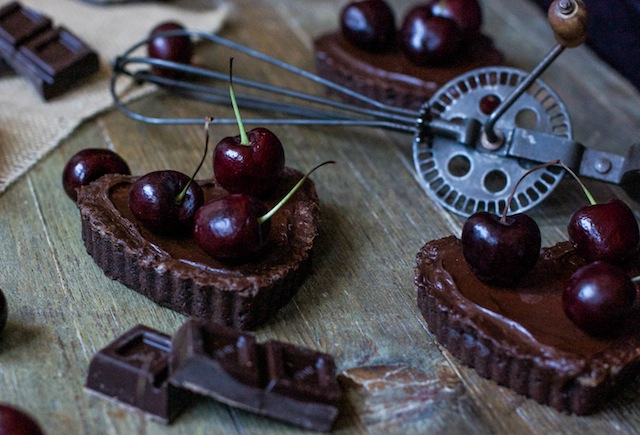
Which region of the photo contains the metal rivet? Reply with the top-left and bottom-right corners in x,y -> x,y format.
480,130 -> 504,151
559,0 -> 575,14
594,158 -> 612,174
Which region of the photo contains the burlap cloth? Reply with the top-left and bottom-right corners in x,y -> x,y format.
0,0 -> 229,195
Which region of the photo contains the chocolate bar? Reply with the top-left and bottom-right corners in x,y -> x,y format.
85,324 -> 193,424
170,319 -> 342,432
0,2 -> 98,100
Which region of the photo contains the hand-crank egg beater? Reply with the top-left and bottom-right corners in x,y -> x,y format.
110,0 -> 640,217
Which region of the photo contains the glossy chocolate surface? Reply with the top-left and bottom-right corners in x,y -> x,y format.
105,169 -> 316,279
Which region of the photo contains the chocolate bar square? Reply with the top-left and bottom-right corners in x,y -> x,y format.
262,340 -> 342,431
85,324 -> 193,424
14,26 -> 99,100
264,340 -> 341,403
0,2 -> 51,54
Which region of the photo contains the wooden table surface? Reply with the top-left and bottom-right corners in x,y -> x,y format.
2,0 -> 640,433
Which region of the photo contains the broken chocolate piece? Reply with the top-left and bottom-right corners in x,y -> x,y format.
0,2 -> 99,99
85,324 -> 193,424
170,319 -> 341,432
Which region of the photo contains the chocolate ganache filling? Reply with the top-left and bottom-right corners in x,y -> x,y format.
105,170 -> 316,278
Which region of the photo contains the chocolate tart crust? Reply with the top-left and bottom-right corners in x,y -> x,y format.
415,236 -> 640,415
77,168 -> 320,330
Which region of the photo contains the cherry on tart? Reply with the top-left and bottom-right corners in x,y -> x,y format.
568,199 -> 640,264
147,21 -> 193,78
558,162 -> 640,263
128,119 -> 212,235
213,61 -> 285,198
428,0 -> 483,40
193,194 -> 270,262
461,163 -> 547,286
129,170 -> 204,235
399,7 -> 462,66
195,161 -> 334,262
62,148 -> 130,201
563,261 -> 638,336
0,404 -> 44,435
340,0 -> 396,51
461,212 -> 541,287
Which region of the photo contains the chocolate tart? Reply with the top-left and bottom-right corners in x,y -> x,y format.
77,168 -> 320,330
314,31 -> 504,110
415,236 -> 640,415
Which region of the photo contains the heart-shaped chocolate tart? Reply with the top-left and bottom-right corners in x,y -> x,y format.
415,236 -> 640,415
77,167 -> 320,330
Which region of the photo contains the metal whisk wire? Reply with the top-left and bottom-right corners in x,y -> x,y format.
110,29 -> 420,133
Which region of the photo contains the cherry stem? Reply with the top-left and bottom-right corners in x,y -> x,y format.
257,161 -> 336,224
175,117 -> 213,205
500,159 -> 596,223
632,276 -> 640,284
558,160 -> 597,206
229,58 -> 250,146
501,159 -> 562,223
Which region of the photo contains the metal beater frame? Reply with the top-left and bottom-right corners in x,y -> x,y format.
110,12 -> 640,216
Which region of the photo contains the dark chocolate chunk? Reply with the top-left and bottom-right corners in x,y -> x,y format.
85,324 -> 193,424
170,319 -> 341,432
0,2 -> 51,53
13,26 -> 99,100
0,2 -> 99,100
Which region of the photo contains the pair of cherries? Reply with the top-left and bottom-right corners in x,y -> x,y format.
461,161 -> 640,336
341,0 -> 482,65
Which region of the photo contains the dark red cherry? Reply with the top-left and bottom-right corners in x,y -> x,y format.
461,212 -> 541,286
568,199 -> 640,263
400,9 -> 462,66
193,194 -> 271,262
213,127 -> 285,198
428,0 -> 483,39
129,170 -> 204,235
340,0 -> 396,51
563,261 -> 637,335
62,148 -> 130,201
147,21 -> 193,78
0,404 -> 44,435
0,288 -> 7,335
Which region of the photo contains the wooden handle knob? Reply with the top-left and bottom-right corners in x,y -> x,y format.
548,0 -> 588,47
